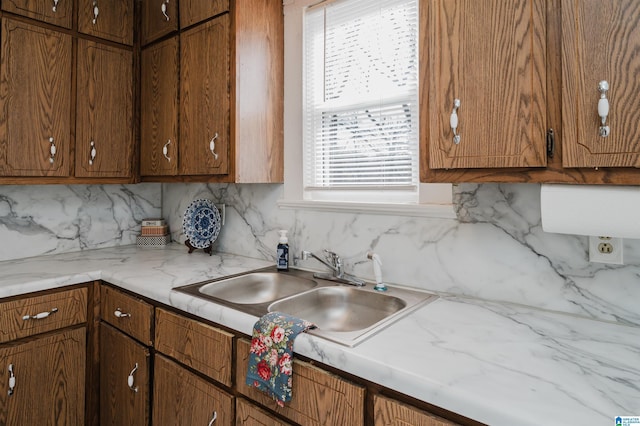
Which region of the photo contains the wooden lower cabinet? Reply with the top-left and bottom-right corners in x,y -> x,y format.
236,398 -> 293,426
0,327 -> 86,425
374,394 -> 459,426
153,354 -> 233,426
100,322 -> 150,426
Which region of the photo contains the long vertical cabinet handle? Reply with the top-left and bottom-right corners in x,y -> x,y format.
450,99 -> 461,144
207,411 -> 217,426
89,141 -> 97,165
7,364 -> 15,396
49,137 -> 57,164
162,140 -> 172,162
127,363 -> 139,392
161,0 -> 170,21
52,0 -> 59,12
597,80 -> 610,137
209,133 -> 219,160
92,0 -> 99,24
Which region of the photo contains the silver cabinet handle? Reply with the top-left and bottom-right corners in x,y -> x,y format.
161,0 -> 170,21
22,307 -> 58,321
7,364 -> 15,396
207,411 -> 217,426
598,80 -> 610,137
209,133 -> 219,160
162,139 -> 172,162
53,0 -> 59,12
450,99 -> 461,144
49,137 -> 57,164
114,308 -> 131,318
127,363 -> 139,392
89,141 -> 96,165
92,0 -> 99,24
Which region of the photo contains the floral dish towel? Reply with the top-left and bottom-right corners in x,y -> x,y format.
245,311 -> 315,407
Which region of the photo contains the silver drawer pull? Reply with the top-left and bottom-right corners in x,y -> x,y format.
52,0 -> 59,12
208,411 -> 217,426
209,133 -> 219,160
114,308 -> 131,318
92,0 -> 99,24
49,137 -> 57,164
7,364 -> 15,396
89,141 -> 97,165
597,80 -> 610,137
22,307 -> 58,321
127,363 -> 139,392
162,139 -> 172,162
161,0 -> 170,21
450,99 -> 461,144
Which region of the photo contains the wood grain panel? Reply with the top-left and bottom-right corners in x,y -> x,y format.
236,398 -> 293,426
234,0 -> 284,183
155,308 -> 233,386
78,0 -> 134,45
141,0 -> 178,45
180,0 -> 229,28
0,287 -> 87,343
2,0 -> 73,29
0,327 -> 86,425
374,394 -> 459,426
141,37 -> 179,176
236,339 -> 365,426
562,0 -> 640,168
179,14 -> 230,176
0,18 -> 72,177
100,285 -> 154,345
100,323 -> 150,426
428,0 -> 547,169
153,354 -> 234,426
75,39 -> 133,178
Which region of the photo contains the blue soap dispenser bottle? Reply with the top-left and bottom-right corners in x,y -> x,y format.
277,230 -> 289,271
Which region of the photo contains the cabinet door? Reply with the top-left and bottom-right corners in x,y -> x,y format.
374,395 -> 459,426
180,0 -> 229,28
76,40 -> 133,178
0,18 -> 72,177
78,0 -> 134,45
179,14 -> 230,176
427,0 -> 547,169
0,327 -> 86,425
2,0 -> 73,29
141,0 -> 178,45
236,398 -> 293,426
141,37 -> 179,176
100,323 -> 150,426
153,354 -> 234,426
562,0 -> 640,168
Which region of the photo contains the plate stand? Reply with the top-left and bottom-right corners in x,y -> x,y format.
185,239 -> 213,256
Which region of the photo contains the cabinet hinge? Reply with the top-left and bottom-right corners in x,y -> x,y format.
546,129 -> 555,159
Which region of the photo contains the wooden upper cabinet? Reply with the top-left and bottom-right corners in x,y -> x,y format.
179,14 -> 230,176
141,37 -> 179,176
180,0 -> 229,28
427,0 -> 547,169
78,0 -> 134,45
562,0 -> 640,168
75,40 -> 133,178
0,18 -> 72,177
2,0 -> 73,28
141,0 -> 178,45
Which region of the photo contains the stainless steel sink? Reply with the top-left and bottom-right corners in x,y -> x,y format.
198,272 -> 317,304
174,267 -> 438,346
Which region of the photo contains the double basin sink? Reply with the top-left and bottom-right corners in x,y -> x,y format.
175,267 -> 437,347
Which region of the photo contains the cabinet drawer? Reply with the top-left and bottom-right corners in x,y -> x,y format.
236,398 -> 293,426
180,0 -> 228,28
236,339 -> 365,426
0,287 -> 87,343
155,308 -> 233,386
101,285 -> 153,345
374,395 -> 459,426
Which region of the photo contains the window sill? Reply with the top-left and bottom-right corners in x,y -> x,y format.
277,199 -> 457,219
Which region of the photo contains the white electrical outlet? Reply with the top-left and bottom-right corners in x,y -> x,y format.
589,236 -> 624,264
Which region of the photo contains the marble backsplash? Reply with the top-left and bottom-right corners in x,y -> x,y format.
164,182 -> 640,326
0,184 -> 161,261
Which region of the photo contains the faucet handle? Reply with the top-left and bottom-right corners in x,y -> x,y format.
323,249 -> 340,266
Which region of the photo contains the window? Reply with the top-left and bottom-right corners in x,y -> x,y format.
303,0 -> 419,203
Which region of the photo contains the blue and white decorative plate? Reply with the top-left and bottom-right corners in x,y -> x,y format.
182,199 -> 221,249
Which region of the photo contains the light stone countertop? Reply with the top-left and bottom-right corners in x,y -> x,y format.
1,244 -> 638,426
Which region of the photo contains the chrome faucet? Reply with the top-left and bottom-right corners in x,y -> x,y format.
301,250 -> 365,286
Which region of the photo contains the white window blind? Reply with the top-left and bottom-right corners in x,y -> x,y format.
303,0 -> 419,200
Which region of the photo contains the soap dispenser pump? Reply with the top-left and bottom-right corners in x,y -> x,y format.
277,230 -> 289,271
